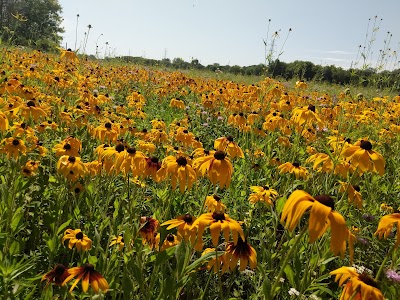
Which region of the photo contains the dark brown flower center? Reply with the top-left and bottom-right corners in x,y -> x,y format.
212,211 -> 225,221
166,234 -> 175,242
68,156 -> 76,163
27,100 -> 35,107
314,195 -> 335,210
115,144 -> 125,152
292,162 -> 300,168
213,195 -> 221,201
20,122 -> 26,129
105,122 -> 112,129
353,185 -> 360,192
227,136 -> 234,142
63,143 -> 71,150
54,264 -> 67,276
214,151 -> 226,160
84,264 -> 95,272
151,157 -> 159,163
75,232 -> 84,240
183,214 -> 193,223
12,139 -> 20,146
127,147 -> 136,154
360,140 -> 372,150
358,273 -> 379,288
74,187 -> 81,193
176,156 -> 187,166
308,104 -> 315,112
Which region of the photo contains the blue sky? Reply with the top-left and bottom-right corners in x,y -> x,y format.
59,0 -> 400,69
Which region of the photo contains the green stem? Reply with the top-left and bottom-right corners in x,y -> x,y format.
269,226 -> 307,300
375,243 -> 396,281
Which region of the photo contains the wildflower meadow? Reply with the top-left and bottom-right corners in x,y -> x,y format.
1,47 -> 400,300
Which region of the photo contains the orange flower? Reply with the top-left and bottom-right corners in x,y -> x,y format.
193,151 -> 233,188
374,213 -> 400,247
42,264 -> 70,287
161,214 -> 196,242
281,190 -> 350,257
278,162 -> 308,179
62,229 -> 92,251
62,264 -> 108,294
191,212 -> 245,251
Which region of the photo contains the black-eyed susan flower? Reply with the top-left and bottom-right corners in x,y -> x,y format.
374,213 -> 400,247
71,182 -> 85,196
214,136 -> 244,159
191,212 -> 245,251
0,137 -> 27,159
144,156 -> 161,180
156,156 -> 196,193
0,111 -> 9,132
225,237 -> 257,272
92,122 -> 119,143
201,248 -> 228,274
60,48 -> 79,62
305,153 -> 334,173
341,140 -> 385,176
295,80 -> 307,89
291,105 -> 323,129
278,162 -> 308,179
21,160 -> 40,177
19,100 -> 48,121
281,190 -> 349,257
339,181 -> 362,209
170,98 -> 185,109
330,267 -> 384,300
204,195 -> 226,212
62,264 -> 108,294
161,214 -> 196,242
114,147 -> 146,177
42,264 -> 70,288
57,156 -> 87,181
62,229 -> 92,251
156,233 -> 179,252
109,235 -> 124,251
53,136 -> 82,157
139,216 -> 159,249
193,151 -> 233,188
248,186 -> 278,206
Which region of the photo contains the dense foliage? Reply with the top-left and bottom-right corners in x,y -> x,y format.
0,0 -> 63,51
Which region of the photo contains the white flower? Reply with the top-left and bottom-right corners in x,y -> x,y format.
288,288 -> 300,296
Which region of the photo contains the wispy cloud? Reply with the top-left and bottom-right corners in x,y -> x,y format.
325,50 -> 355,55
321,57 -> 350,62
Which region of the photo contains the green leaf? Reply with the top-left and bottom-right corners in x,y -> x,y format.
184,251 -> 224,274
88,255 -> 98,265
284,264 -> 296,287
11,207 -> 24,233
9,241 -> 20,256
262,277 -> 271,297
56,218 -> 73,235
155,246 -> 176,266
275,196 -> 286,215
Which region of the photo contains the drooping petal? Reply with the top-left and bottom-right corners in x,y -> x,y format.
308,201 -> 331,243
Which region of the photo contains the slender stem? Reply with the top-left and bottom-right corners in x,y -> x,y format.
375,243 -> 396,281
269,226 -> 307,300
216,249 -> 223,299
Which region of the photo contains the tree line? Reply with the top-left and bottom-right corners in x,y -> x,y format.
116,56 -> 400,91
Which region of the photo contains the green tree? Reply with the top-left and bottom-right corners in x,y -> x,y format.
0,0 -> 63,51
